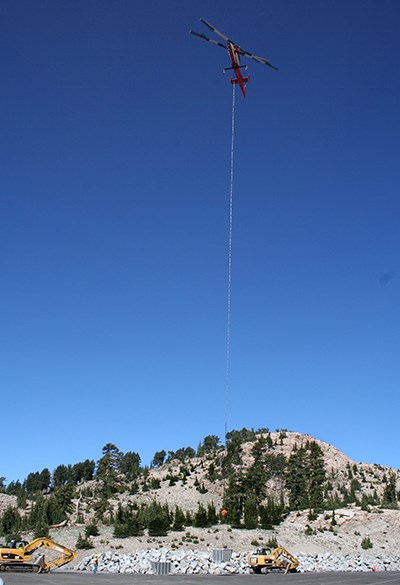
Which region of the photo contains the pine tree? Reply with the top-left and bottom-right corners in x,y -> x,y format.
34,509 -> 49,538
245,463 -> 267,503
172,506 -> 186,531
146,502 -> 170,536
259,497 -> 284,529
0,506 -> 21,538
96,443 -> 122,497
286,447 -> 309,510
206,503 -> 218,526
207,462 -> 217,481
197,435 -> 220,457
85,522 -> 100,537
307,442 -> 326,511
120,451 -> 141,480
222,474 -> 245,527
243,494 -> 258,529
54,483 -> 75,518
151,450 -> 166,468
76,532 -> 93,549
286,442 -> 326,512
382,473 -> 398,509
193,504 -> 208,528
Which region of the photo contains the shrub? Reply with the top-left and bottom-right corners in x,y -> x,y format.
76,532 -> 93,549
85,522 -> 100,537
361,536 -> 373,550
266,536 -> 278,548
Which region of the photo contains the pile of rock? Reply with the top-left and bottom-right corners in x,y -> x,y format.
76,549 -> 247,574
76,549 -> 400,574
297,552 -> 400,572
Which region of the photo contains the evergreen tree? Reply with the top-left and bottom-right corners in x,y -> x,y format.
120,452 -> 141,480
206,503 -> 218,526
151,450 -> 166,467
382,473 -> 398,509
24,468 -> 51,494
206,462 -> 217,481
146,502 -> 170,536
39,468 -> 51,492
243,494 -> 258,529
197,435 -> 220,456
93,496 -> 111,522
72,460 -> 95,483
222,474 -> 245,527
171,506 -> 186,531
286,442 -> 326,512
53,464 -> 71,486
96,443 -> 122,497
27,494 -> 45,530
85,522 -> 100,537
34,509 -> 49,538
251,436 -> 267,461
264,453 -> 287,479
308,442 -> 326,511
192,504 -> 208,528
166,447 -> 196,463
266,433 -> 274,449
259,497 -> 284,529
245,462 -> 267,503
286,447 -> 309,510
0,506 -> 21,538
44,494 -> 66,525
54,483 -> 75,518
113,503 -> 142,537
5,480 -> 23,496
76,532 -> 93,549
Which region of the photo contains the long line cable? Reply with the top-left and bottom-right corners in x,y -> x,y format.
225,83 -> 236,444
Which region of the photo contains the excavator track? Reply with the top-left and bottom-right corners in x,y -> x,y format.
0,562 -> 40,573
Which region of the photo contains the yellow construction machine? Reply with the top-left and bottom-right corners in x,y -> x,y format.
247,546 -> 299,574
0,537 -> 77,573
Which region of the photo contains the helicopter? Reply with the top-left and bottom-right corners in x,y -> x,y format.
190,18 -> 278,97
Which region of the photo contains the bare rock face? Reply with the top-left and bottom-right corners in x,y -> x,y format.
0,494 -> 17,515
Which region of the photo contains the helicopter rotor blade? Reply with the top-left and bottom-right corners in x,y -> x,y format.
240,48 -> 278,71
200,18 -> 230,42
192,18 -> 278,71
190,30 -> 227,49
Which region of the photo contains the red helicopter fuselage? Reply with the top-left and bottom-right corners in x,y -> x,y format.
227,41 -> 249,96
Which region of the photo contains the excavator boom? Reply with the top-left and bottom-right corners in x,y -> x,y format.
0,537 -> 77,573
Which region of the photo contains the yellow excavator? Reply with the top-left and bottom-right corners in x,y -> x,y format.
0,537 -> 77,573
247,546 -> 299,574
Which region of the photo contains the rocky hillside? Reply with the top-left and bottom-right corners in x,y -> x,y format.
1,430 -> 399,568
121,431 -> 398,513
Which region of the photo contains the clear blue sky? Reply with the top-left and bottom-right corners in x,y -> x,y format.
1,0 -> 399,483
